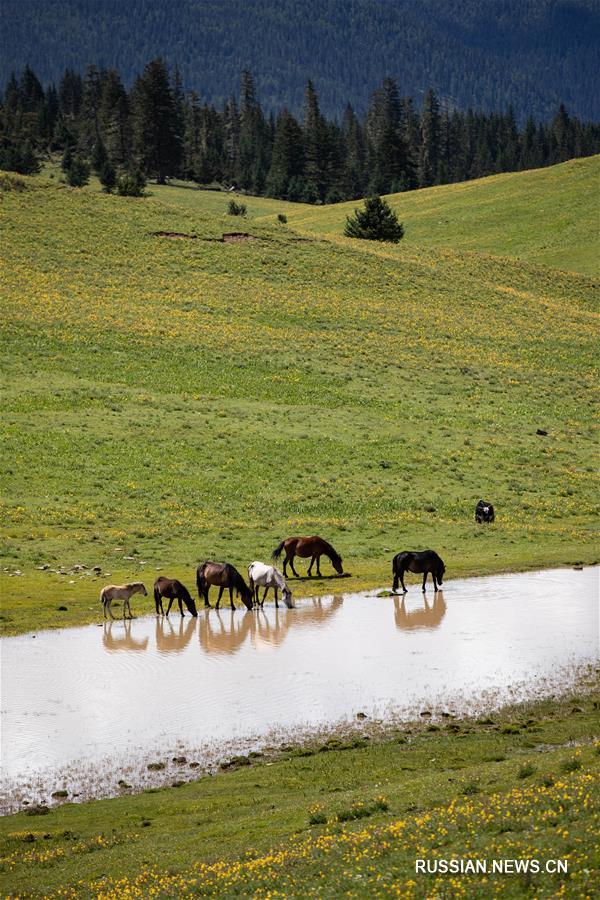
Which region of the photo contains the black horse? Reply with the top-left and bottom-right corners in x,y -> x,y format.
475,499 -> 495,523
392,550 -> 445,593
153,576 -> 198,616
196,561 -> 254,610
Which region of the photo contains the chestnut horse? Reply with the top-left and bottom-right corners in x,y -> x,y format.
153,576 -> 198,617
272,535 -> 343,578
392,550 -> 445,593
196,561 -> 254,610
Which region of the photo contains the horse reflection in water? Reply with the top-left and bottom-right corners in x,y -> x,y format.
394,591 -> 446,631
155,615 -> 197,654
199,596 -> 344,656
102,619 -> 149,652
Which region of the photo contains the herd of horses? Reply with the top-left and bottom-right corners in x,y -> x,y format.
100,500 -> 494,619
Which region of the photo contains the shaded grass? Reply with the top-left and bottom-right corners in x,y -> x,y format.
0,689 -> 598,897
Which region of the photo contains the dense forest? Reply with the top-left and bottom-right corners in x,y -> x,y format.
1,0 -> 599,122
2,61 -> 599,203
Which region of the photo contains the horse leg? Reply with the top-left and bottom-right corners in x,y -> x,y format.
229,586 -> 235,611
262,586 -> 269,608
422,572 -> 428,592
107,600 -> 115,619
102,598 -> 107,619
178,597 -> 184,617
274,587 -> 279,609
289,552 -> 299,578
204,586 -> 211,609
432,573 -> 438,591
216,586 -> 224,609
400,569 -> 408,593
308,556 -> 315,576
316,555 -> 322,577
165,597 -> 174,616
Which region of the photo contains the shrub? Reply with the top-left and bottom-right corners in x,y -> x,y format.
116,170 -> 146,197
65,156 -> 90,187
99,160 -> 117,193
227,199 -> 247,216
344,196 -> 404,243
518,762 -> 536,779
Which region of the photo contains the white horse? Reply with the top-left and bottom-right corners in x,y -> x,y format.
248,562 -> 293,609
100,582 -> 147,619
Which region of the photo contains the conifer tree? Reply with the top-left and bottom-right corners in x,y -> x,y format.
344,196 -> 404,242
132,58 -> 180,183
418,88 -> 441,186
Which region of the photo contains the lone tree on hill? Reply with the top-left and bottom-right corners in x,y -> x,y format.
344,196 -> 404,242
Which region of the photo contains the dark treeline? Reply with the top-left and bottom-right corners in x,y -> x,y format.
2,61 -> 599,202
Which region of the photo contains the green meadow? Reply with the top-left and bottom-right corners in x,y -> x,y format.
1,157 -> 599,634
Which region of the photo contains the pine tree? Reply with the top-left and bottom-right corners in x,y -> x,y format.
344,196 -> 404,242
303,80 -> 328,201
99,70 -> 130,166
132,58 -> 180,183
266,108 -> 305,199
418,88 -> 441,187
99,159 -> 117,192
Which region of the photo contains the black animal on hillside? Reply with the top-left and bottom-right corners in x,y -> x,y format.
392,550 -> 445,593
475,499 -> 495,523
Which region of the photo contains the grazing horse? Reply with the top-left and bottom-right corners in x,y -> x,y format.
153,576 -> 198,617
392,550 -> 445,593
272,535 -> 344,578
248,561 -> 293,608
196,561 -> 254,610
475,499 -> 495,523
100,582 -> 147,619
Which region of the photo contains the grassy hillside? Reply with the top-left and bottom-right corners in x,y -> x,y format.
0,690 -> 598,897
287,156 -> 600,275
1,160 -> 598,634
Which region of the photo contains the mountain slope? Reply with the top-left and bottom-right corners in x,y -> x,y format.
1,158 -> 597,632
284,155 -> 600,276
1,0 -> 599,121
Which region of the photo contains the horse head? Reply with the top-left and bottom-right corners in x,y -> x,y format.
437,559 -> 445,585
282,587 -> 294,608
184,594 -> 198,617
331,551 -> 344,575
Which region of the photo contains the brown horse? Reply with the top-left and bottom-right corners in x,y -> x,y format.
153,576 -> 198,617
392,550 -> 445,593
100,582 -> 147,619
272,535 -> 344,578
196,561 -> 254,610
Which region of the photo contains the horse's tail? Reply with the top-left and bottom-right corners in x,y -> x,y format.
153,585 -> 161,607
272,540 -> 285,561
392,556 -> 399,592
196,566 -> 205,600
100,586 -> 107,605
227,563 -> 253,610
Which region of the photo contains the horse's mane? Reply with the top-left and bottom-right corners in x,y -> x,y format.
322,540 -> 342,565
227,563 -> 251,597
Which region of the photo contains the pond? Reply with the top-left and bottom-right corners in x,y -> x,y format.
1,566 -> 597,811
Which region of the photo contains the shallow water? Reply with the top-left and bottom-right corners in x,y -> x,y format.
1,567 -> 598,812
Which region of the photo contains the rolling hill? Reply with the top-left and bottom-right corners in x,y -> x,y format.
0,156 -> 598,634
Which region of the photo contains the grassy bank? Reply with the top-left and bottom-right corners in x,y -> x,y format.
1,159 -> 598,636
0,688 -> 598,897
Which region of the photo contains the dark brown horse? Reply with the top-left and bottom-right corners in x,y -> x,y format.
196,561 -> 254,610
272,535 -> 344,578
153,576 -> 198,617
392,550 -> 445,593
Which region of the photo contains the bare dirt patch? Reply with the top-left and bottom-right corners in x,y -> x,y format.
152,231 -> 197,239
